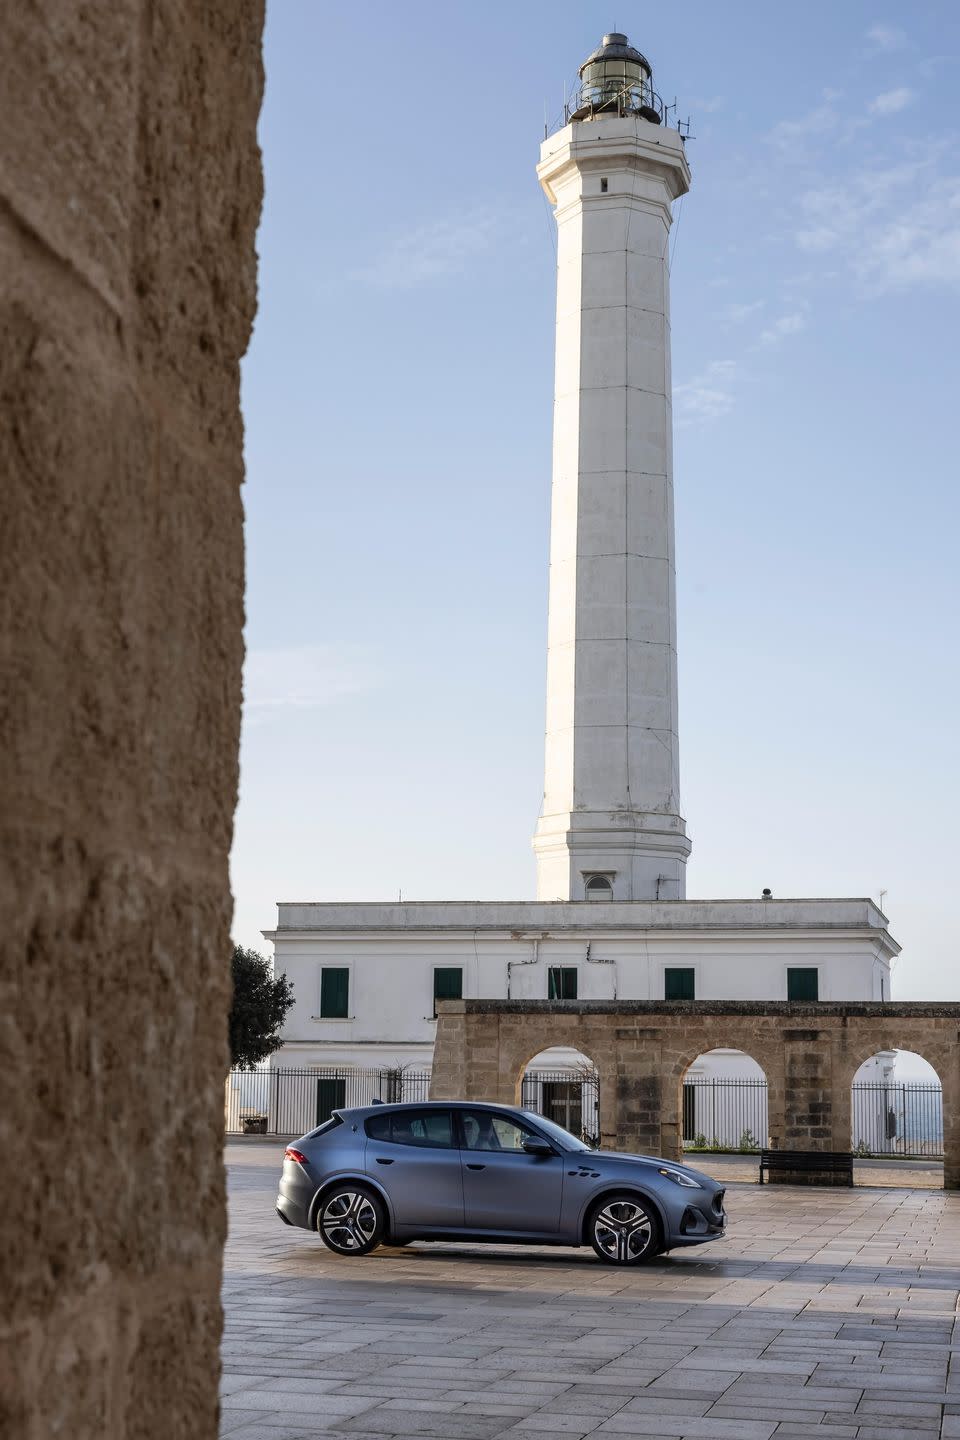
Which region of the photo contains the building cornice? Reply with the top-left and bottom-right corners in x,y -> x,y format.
264,897 -> 900,960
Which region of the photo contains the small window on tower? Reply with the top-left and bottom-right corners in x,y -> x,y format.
600,176 -> 609,192
585,875 -> 613,902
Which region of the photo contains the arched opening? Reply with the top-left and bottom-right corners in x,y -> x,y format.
584,874 -> 613,902
522,1046 -> 600,1146
681,1048 -> 769,1156
851,1049 -> 943,1179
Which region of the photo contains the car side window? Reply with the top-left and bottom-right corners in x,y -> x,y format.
460,1110 -> 537,1153
365,1112 -> 392,1142
365,1109 -> 455,1148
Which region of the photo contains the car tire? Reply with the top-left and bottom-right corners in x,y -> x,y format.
316,1184 -> 386,1257
587,1192 -> 662,1265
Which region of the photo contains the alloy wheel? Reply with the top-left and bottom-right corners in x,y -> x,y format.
592,1199 -> 655,1263
320,1190 -> 380,1253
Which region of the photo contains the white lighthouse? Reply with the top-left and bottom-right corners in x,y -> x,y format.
533,34 -> 692,903
265,33 -> 900,1112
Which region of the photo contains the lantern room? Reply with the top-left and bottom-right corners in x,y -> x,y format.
572,32 -> 662,124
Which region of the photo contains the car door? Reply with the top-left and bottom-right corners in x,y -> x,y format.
458,1108 -> 565,1233
363,1107 -> 464,1228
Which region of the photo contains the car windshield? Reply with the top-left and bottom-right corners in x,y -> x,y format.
520,1110 -> 592,1152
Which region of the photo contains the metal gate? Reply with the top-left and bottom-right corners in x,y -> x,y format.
852,1083 -> 943,1158
522,1068 -> 600,1146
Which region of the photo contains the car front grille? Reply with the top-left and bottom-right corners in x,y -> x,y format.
713,1188 -> 726,1215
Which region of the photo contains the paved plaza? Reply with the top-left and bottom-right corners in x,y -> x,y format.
221,1143 -> 960,1440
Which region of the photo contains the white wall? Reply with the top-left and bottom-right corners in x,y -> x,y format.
266,899 -> 894,1073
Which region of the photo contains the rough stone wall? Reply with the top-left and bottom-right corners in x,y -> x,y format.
1,5 -> 263,1436
432,1001 -> 960,1186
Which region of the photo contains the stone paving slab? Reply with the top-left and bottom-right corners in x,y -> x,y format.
222,1144 -> 960,1440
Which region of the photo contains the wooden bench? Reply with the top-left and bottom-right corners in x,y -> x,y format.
759,1149 -> 853,1186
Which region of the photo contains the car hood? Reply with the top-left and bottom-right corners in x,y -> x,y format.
590,1150 -> 715,1187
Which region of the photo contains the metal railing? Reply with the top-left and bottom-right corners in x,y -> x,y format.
522,1068 -> 601,1147
225,1067 -> 945,1160
224,1066 -> 432,1135
851,1083 -> 943,1158
683,1078 -> 944,1158
683,1078 -> 768,1152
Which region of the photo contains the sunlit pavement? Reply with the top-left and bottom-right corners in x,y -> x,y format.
221,1141 -> 960,1440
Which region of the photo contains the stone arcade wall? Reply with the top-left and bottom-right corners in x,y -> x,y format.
2,6 -> 263,1437
431,1001 -> 960,1187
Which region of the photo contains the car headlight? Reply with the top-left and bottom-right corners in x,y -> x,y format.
658,1167 -> 701,1188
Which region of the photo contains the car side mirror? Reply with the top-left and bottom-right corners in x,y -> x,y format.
521,1136 -> 555,1156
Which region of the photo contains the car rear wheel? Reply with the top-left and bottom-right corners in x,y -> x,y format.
588,1192 -> 661,1265
317,1184 -> 385,1256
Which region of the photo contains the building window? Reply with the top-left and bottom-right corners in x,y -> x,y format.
600,176 -> 608,192
433,966 -> 463,1016
787,967 -> 819,1002
664,967 -> 695,1001
320,966 -> 349,1018
548,966 -> 578,1000
585,874 -> 613,902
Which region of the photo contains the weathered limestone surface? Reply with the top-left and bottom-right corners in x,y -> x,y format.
0,5 -> 263,1436
432,1000 -> 960,1187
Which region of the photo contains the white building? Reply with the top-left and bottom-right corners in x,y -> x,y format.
264,35 -> 900,1132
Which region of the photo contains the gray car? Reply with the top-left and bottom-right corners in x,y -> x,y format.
276,1101 -> 725,1265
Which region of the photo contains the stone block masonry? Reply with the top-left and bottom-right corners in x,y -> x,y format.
1,5 -> 264,1437
431,1000 -> 960,1187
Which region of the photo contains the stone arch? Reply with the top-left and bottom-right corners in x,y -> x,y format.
496,1014 -> 620,1143
838,1035 -> 946,1094
676,1046 -> 772,1156
846,1045 -> 944,1174
661,1033 -> 783,1163
834,1031 -> 950,1169
429,1002 -> 960,1186
522,1044 -> 602,1145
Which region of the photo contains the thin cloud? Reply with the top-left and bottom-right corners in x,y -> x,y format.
796,155 -> 960,293
355,207 -> 501,290
868,87 -> 913,115
866,23 -> 907,53
768,103 -> 838,155
726,300 -> 765,324
674,360 -> 737,426
243,644 -> 380,716
758,310 -> 808,347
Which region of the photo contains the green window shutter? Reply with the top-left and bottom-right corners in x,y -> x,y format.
548,967 -> 578,1000
665,967 -> 695,1001
787,968 -> 819,1002
320,967 -> 349,1018
433,967 -> 463,1014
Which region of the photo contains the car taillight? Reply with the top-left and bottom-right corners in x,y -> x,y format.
284,1147 -> 308,1165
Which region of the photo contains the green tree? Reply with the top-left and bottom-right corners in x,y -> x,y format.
229,945 -> 295,1069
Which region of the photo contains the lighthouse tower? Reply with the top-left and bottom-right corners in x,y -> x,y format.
533,34 -> 692,903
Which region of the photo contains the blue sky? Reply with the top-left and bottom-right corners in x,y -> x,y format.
233,2 -> 960,1011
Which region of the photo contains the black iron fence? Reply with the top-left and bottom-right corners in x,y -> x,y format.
523,1068 -> 601,1146
683,1078 -> 944,1158
851,1082 -> 943,1158
224,1066 -> 432,1135
683,1078 -> 768,1152
226,1067 -> 944,1159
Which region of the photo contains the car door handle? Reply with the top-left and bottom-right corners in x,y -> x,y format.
375,1157 -> 394,1165
466,1163 -> 485,1170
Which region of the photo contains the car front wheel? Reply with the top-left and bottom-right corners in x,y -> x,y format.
317,1185 -> 385,1256
588,1193 -> 661,1265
